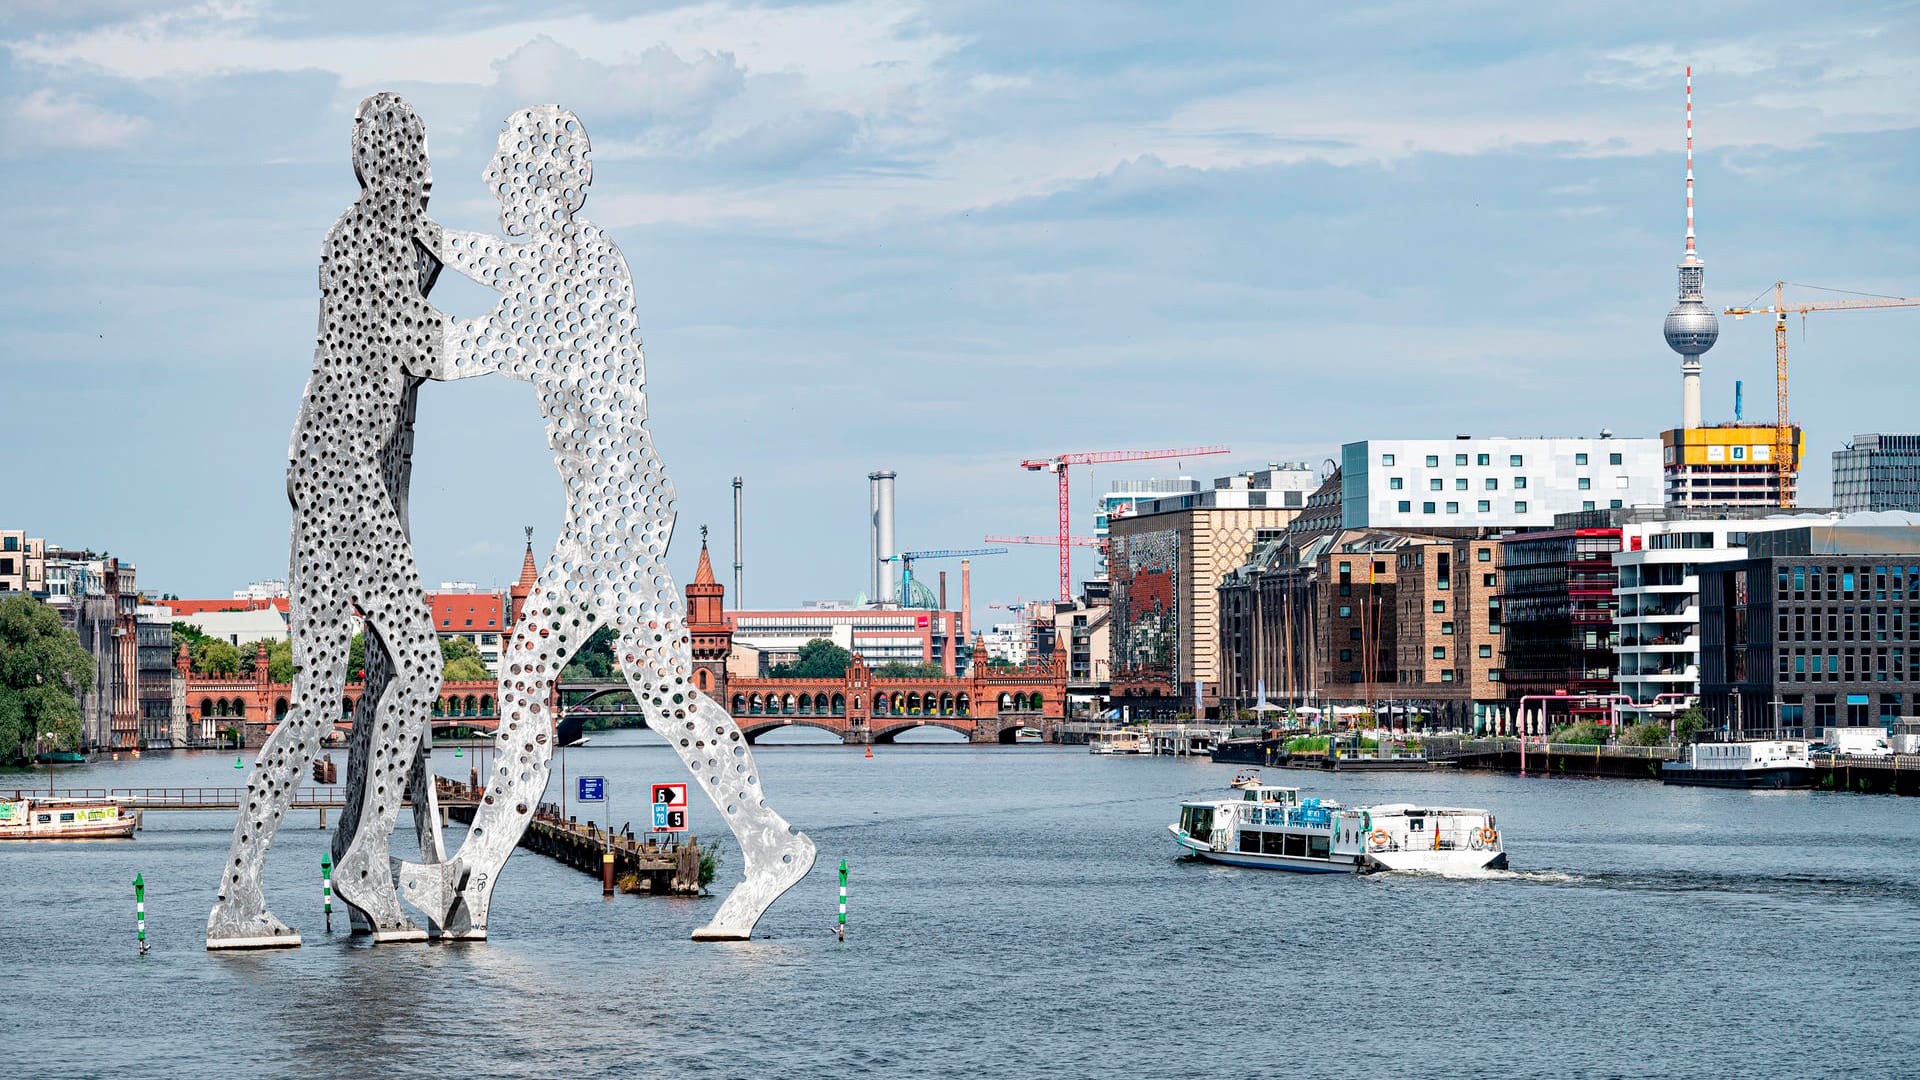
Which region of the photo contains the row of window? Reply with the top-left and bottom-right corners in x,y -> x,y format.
1777,566 -> 1919,602
1381,452 -> 1625,468
1394,499 -> 1628,515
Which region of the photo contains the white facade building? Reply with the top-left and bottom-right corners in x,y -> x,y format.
172,608 -> 290,644
1614,513 -> 1835,722
1341,437 -> 1663,531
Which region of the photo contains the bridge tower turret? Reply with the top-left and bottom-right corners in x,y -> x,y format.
687,530 -> 732,701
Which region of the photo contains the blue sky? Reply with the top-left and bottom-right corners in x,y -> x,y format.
2,1 -> 1916,607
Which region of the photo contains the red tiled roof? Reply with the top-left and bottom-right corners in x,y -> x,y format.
427,591 -> 505,631
162,597 -> 289,617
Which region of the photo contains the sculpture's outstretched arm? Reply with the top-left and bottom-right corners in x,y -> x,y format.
411,221 -> 533,383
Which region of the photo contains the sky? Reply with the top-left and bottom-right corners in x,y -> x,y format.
2,1 -> 1916,610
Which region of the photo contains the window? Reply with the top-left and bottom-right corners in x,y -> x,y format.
1479,644 -> 1492,658
1446,501 -> 1459,514
1578,477 -> 1591,490
1432,600 -> 1446,613
1397,500 -> 1411,513
1455,454 -> 1468,466
1477,549 -> 1491,562
1442,622 -> 1455,636
1514,476 -> 1527,489
1339,649 -> 1352,662
1455,478 -> 1468,490
1382,453 -> 1395,466
1432,647 -> 1446,659
1575,452 -> 1589,465
1609,452 -> 1623,465
1477,500 -> 1491,513
1610,499 -> 1623,509
1483,573 -> 1496,587
1338,605 -> 1352,617
1515,501 -> 1529,513
1430,478 -> 1443,491
1510,454 -> 1523,467
1485,478 -> 1498,490
1477,453 -> 1490,466
1390,477 -> 1403,490
1583,501 -> 1596,511
1441,670 -> 1455,683
1423,502 -> 1436,514
1426,454 -> 1440,467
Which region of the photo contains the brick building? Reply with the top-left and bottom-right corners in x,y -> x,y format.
1392,536 -> 1508,731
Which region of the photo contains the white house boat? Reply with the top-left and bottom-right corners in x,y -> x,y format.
1090,730 -> 1149,755
1660,740 -> 1813,789
0,796 -> 137,840
1170,782 -> 1506,873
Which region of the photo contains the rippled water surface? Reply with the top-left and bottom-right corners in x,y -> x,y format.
3,730 -> 1917,1080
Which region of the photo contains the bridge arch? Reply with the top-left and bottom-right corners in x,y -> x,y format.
738,717 -> 846,744
831,693 -> 845,716
274,698 -> 289,722
871,718 -> 973,743
732,693 -> 746,714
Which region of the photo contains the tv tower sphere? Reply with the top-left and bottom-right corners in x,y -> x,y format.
1664,291 -> 1719,355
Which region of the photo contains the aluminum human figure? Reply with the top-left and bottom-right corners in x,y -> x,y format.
208,93 -> 457,948
396,106 -> 815,940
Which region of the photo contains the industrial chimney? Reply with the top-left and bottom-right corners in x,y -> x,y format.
869,470 -> 898,604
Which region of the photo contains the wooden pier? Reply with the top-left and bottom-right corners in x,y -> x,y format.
433,779 -> 702,895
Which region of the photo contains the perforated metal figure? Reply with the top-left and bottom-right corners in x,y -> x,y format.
396,106 -> 815,940
207,93 -> 457,948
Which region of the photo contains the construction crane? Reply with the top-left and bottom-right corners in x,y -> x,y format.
1724,282 -> 1920,507
984,534 -> 1103,549
1019,446 -> 1229,601
880,547 -> 1006,608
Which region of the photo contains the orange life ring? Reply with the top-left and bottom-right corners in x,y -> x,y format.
1478,827 -> 1498,846
1367,829 -> 1390,849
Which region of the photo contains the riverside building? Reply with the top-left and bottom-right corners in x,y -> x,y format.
1108,464 -> 1318,715
1339,436 -> 1663,532
1698,517 -> 1920,736
1833,434 -> 1920,513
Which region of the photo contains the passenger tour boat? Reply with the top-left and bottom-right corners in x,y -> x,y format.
0,796 -> 138,840
1089,730 -> 1149,755
1171,781 -> 1506,873
1660,740 -> 1813,789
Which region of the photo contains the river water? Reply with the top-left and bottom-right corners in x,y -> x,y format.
2,729 -> 1916,1080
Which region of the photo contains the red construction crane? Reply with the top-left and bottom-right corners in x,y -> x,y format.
1019,446 -> 1230,601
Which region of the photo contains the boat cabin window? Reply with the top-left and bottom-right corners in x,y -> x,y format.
1308,836 -> 1331,858
59,812 -> 75,823
36,814 -> 51,824
1240,831 -> 1262,854
1409,818 -> 1425,831
1180,806 -> 1213,842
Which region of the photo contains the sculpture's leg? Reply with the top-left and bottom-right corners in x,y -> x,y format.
623,632 -> 815,941
332,592 -> 441,943
398,542 -> 581,939
207,591 -> 347,950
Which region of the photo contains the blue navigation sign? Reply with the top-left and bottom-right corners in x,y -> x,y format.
576,776 -> 607,802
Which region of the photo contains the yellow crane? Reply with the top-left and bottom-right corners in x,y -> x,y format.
1723,282 -> 1920,507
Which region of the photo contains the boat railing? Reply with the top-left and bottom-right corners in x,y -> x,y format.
1240,804 -> 1334,829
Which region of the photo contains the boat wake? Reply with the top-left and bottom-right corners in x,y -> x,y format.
1375,866 -> 1578,885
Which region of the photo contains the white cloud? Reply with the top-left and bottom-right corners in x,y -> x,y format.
0,88 -> 144,155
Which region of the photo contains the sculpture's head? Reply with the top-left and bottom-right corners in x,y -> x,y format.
485,106 -> 591,237
352,92 -> 431,208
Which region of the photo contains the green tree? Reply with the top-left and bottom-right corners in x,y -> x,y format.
1622,721 -> 1671,747
196,639 -> 242,676
769,639 -> 851,679
441,636 -> 485,667
444,657 -> 491,682
873,660 -> 944,679
0,596 -> 94,762
349,632 -> 364,678
172,621 -> 210,658
234,638 -> 297,682
562,626 -> 617,680
1673,707 -> 1708,743
1546,721 -> 1610,745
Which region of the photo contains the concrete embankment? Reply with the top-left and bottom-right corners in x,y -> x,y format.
1432,739 -> 1920,795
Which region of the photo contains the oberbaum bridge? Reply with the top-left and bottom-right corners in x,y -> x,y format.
181,541 -> 1067,748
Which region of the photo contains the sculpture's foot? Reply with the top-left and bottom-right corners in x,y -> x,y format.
393,856 -> 463,933
334,841 -> 423,943
206,905 -> 302,950
691,829 -> 817,942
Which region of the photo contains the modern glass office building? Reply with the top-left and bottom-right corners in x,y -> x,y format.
1833,433 -> 1920,513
